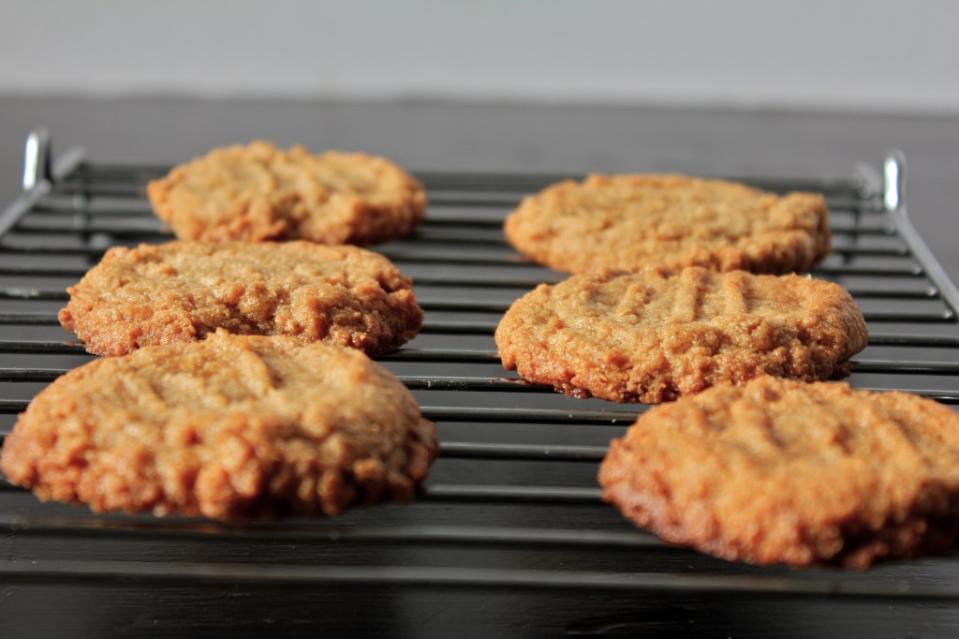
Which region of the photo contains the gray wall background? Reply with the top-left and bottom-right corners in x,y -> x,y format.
1,0 -> 956,112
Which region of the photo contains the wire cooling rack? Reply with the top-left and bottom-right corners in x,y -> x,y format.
0,130 -> 957,637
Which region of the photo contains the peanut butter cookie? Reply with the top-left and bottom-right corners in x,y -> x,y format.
600,377 -> 959,568
59,241 -> 422,357
147,141 -> 426,244
496,267 -> 866,403
0,331 -> 437,519
504,174 -> 830,274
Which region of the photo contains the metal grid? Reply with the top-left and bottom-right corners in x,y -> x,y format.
1,130 -> 959,629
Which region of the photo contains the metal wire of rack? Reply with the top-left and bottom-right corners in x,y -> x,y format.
0,130 -> 958,636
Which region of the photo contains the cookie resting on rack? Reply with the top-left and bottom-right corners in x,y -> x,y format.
0,331 -> 438,519
58,241 -> 422,357
599,377 -> 959,568
504,174 -> 830,274
495,266 -> 867,403
147,141 -> 426,244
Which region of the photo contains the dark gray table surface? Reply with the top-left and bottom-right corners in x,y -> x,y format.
0,95 -> 957,279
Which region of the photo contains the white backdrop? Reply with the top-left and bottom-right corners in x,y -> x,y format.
1,0 -> 956,112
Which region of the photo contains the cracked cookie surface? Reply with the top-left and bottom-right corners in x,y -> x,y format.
0,331 -> 437,519
504,174 -> 830,274
59,241 -> 422,357
599,377 -> 959,568
148,141 -> 426,244
496,267 -> 867,403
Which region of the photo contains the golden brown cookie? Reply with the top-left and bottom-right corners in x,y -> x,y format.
495,267 -> 867,403
504,174 -> 830,274
147,141 -> 426,244
599,377 -> 959,568
0,330 -> 437,519
58,241 -> 422,357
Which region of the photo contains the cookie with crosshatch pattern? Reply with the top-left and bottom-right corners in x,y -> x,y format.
147,141 -> 426,244
495,266 -> 867,403
504,174 -> 831,274
0,330 -> 438,519
58,241 -> 422,357
600,377 -> 959,568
